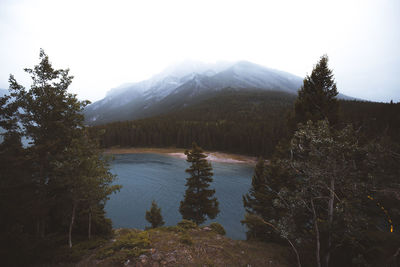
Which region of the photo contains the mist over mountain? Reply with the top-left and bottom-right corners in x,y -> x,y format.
84,61 -> 354,125
0,88 -> 8,96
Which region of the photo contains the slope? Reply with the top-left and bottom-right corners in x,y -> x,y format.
84,61 -> 303,125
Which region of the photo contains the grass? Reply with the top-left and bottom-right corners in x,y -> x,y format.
64,222 -> 292,266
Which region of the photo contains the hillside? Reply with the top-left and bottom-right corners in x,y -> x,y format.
91,89 -> 296,157
91,89 -> 400,157
84,60 -> 304,125
0,88 -> 8,96
51,223 -> 291,267
84,60 -> 358,126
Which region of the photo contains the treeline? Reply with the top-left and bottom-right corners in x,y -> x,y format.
92,90 -> 295,157
92,89 -> 400,157
0,50 -> 120,266
339,100 -> 400,142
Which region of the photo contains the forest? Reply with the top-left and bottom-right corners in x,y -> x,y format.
1,51 -> 399,266
93,90 -> 400,158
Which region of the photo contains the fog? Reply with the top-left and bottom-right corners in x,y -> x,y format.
0,0 -> 399,102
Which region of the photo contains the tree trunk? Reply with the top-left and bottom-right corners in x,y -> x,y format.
88,206 -> 92,240
40,217 -> 45,238
311,199 -> 321,267
325,176 -> 335,267
36,217 -> 45,238
287,238 -> 302,267
69,201 -> 77,248
36,219 -> 41,238
260,217 -> 302,267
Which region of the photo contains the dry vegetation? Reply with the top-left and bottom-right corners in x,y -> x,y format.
70,222 -> 290,267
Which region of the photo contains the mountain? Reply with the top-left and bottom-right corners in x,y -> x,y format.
84,61 -> 354,125
84,61 -> 303,124
0,88 -> 8,96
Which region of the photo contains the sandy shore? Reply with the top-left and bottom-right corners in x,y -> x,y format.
104,147 -> 257,165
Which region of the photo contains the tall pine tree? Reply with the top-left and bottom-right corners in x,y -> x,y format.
0,50 -> 120,261
179,143 -> 219,225
290,55 -> 339,130
242,157 -> 270,239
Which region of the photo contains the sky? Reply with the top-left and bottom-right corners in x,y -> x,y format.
0,0 -> 399,103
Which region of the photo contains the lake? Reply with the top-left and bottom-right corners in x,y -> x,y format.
105,153 -> 254,240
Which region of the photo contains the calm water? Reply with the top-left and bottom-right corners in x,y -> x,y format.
105,153 -> 254,240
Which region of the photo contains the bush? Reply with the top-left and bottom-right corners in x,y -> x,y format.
95,230 -> 151,260
179,233 -> 193,245
96,248 -> 114,260
177,219 -> 197,230
113,231 -> 150,250
209,222 -> 226,235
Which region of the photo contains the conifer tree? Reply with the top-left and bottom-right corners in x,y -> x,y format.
242,158 -> 270,239
0,49 -> 120,253
243,157 -> 267,214
290,55 -> 339,129
179,142 -> 219,225
145,200 -> 165,228
242,157 -> 296,242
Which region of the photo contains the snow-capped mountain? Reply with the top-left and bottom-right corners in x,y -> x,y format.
0,88 -> 8,96
84,60 -> 351,125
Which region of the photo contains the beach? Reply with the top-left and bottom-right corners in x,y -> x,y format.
104,147 -> 257,165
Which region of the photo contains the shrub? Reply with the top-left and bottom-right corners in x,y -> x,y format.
96,248 -> 114,260
95,230 -> 151,260
179,233 -> 193,245
209,222 -> 226,235
177,219 -> 197,230
113,231 -> 150,250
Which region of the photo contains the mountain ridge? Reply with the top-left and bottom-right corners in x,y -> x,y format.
84,61 -> 355,125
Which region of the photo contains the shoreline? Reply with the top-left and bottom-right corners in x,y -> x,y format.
103,147 -> 257,165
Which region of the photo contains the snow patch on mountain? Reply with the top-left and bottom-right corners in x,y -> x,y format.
84,60 -> 357,125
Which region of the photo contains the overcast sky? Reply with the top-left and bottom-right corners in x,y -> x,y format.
0,0 -> 399,102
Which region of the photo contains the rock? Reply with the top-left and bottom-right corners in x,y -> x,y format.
152,262 -> 160,267
151,252 -> 163,261
135,262 -> 143,267
203,226 -> 211,231
160,260 -> 167,266
139,254 -> 148,264
124,259 -> 130,266
166,255 -> 176,263
186,254 -> 193,263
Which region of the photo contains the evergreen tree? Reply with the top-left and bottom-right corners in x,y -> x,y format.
290,55 -> 339,129
179,142 -> 219,225
0,50 -> 120,261
145,200 -> 165,228
0,87 -> 35,264
243,157 -> 267,214
242,155 -> 298,243
242,157 -> 270,239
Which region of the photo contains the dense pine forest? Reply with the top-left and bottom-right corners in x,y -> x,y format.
92,90 -> 400,158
